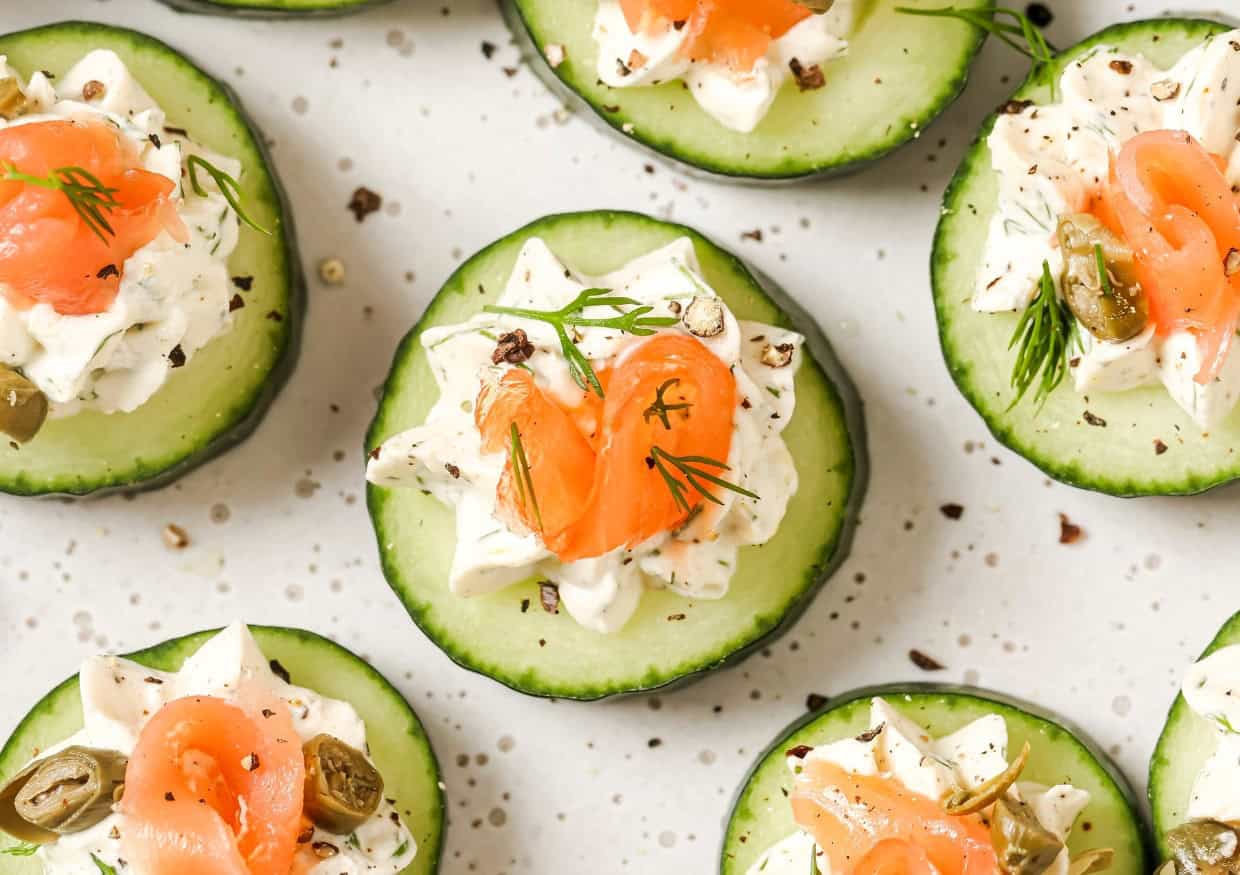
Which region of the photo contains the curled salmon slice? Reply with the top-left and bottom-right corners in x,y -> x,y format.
475,333 -> 737,561
1094,130 -> 1240,383
619,0 -> 810,70
0,119 -> 186,316
121,694 -> 305,875
791,759 -> 1000,875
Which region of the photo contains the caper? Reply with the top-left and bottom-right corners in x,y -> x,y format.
990,794 -> 1066,875
0,366 -> 48,444
0,78 -> 27,121
0,747 -> 127,844
944,741 -> 1030,815
302,734 -> 383,835
1057,213 -> 1148,343
1164,820 -> 1240,875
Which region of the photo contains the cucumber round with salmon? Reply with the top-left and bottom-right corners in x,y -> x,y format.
0,623 -> 443,875
501,0 -> 990,180
1150,611 -> 1240,873
0,22 -> 303,497
365,210 -> 866,700
722,684 -> 1150,875
156,0 -> 394,17
932,18 -> 1240,496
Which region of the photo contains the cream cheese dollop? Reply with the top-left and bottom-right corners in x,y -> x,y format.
748,697 -> 1090,875
974,30 -> 1240,430
591,0 -> 851,133
1181,644 -> 1240,824
23,623 -> 416,875
0,49 -> 241,418
367,237 -> 802,634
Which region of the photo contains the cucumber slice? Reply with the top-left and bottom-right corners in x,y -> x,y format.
722,684 -> 1150,875
502,0 -> 989,180
1149,611 -> 1240,861
932,18 -> 1236,497
0,625 -> 444,875
366,210 -> 866,700
157,0 -> 394,17
0,22 -> 304,497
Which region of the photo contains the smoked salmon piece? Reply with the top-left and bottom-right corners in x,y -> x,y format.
619,0 -> 811,70
475,333 -> 738,561
1092,130 -> 1240,383
121,693 -> 305,875
791,759 -> 1001,875
0,119 -> 186,316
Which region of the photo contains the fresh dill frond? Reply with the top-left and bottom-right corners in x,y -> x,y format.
509,422 -> 543,530
650,446 -> 759,515
2,163 -> 120,243
1008,260 -> 1077,410
186,154 -> 270,236
642,378 -> 693,430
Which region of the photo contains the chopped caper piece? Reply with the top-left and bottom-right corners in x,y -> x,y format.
0,78 -> 27,120
990,794 -> 1065,875
1165,820 -> 1240,875
1057,213 -> 1148,343
1068,847 -> 1115,875
945,741 -> 1030,815
0,366 -> 47,444
303,734 -> 383,835
0,747 -> 127,844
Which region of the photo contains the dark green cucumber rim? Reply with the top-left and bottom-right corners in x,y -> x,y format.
156,0 -> 396,17
721,682 -> 1153,873
500,0 -> 990,183
365,209 -> 868,700
0,21 -> 305,499
930,16 -> 1233,497
0,624 -> 445,874
1148,609 -> 1240,860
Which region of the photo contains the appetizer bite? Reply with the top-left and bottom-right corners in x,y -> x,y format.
502,0 -> 989,179
1150,611 -> 1240,875
723,686 -> 1148,875
156,0 -> 393,16
933,18 -> 1240,495
0,22 -> 302,496
0,623 -> 443,875
366,210 -> 864,699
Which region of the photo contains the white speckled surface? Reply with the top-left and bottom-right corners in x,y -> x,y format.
0,1 -> 1236,871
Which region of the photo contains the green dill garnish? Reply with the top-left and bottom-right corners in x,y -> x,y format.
509,422 -> 543,529
0,843 -> 38,857
186,154 -> 270,236
1008,260 -> 1077,409
1213,713 -> 1240,735
643,378 -> 692,430
2,163 -> 121,243
484,288 -> 677,397
650,446 -> 759,514
1094,244 -> 1112,297
91,855 -> 117,875
895,6 -> 1057,98
766,386 -> 781,398
394,839 -> 410,857
346,833 -> 362,851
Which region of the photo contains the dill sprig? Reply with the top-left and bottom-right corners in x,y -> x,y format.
1008,260 -> 1077,410
896,5 -> 1057,98
1093,244 -> 1112,297
643,378 -> 693,430
509,422 -> 543,530
2,163 -> 121,243
0,843 -> 38,857
186,154 -> 270,236
650,446 -> 759,515
485,288 -> 678,397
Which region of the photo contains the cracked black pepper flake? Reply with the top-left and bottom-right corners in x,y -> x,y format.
786,745 -> 813,759
481,41 -> 496,59
1154,438 -> 1168,455
229,293 -> 245,312
261,708 -> 276,718
445,463 -> 460,479
1109,59 -> 1134,75
347,186 -> 382,222
647,738 -> 662,748
231,275 -> 254,291
492,328 -> 535,365
266,310 -> 284,322
909,649 -> 945,671
741,228 -> 763,242
805,693 -> 829,711
667,613 -> 686,621
939,503 -> 964,520
520,598 -> 530,613
1058,513 -> 1083,544
1083,410 -> 1107,427
269,659 -> 291,683
856,723 -> 885,743
999,99 -> 1033,115
82,80 -> 105,101
164,791 -> 175,802
788,58 -> 825,91
148,133 -> 162,149
539,581 -> 560,614
144,676 -> 163,684
96,263 -> 119,280
167,344 -> 186,368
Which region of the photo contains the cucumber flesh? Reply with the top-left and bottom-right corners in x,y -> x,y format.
366,210 -> 866,700
503,0 -> 988,180
722,684 -> 1150,875
932,18 -> 1236,496
1149,611 -> 1240,861
0,22 -> 303,496
157,0 -> 394,16
0,626 -> 443,875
